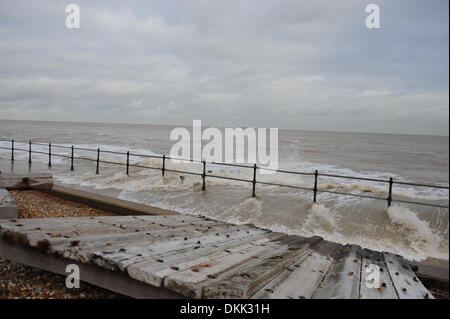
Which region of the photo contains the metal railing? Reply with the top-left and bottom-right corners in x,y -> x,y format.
1,139 -> 448,209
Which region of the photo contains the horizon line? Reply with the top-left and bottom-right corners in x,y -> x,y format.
0,117 -> 448,138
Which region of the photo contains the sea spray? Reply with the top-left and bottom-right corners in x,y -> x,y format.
386,205 -> 442,256
220,198 -> 263,225
301,203 -> 337,236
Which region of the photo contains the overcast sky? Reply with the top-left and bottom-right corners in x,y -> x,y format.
0,0 -> 448,135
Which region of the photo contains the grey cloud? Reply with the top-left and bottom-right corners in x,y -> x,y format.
0,0 -> 448,135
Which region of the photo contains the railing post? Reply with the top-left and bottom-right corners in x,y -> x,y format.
70,145 -> 74,171
126,151 -> 130,176
162,155 -> 166,177
28,140 -> 32,164
252,164 -> 257,197
96,148 -> 100,174
202,160 -> 206,191
387,177 -> 393,207
48,143 -> 52,167
11,139 -> 14,162
313,170 -> 318,203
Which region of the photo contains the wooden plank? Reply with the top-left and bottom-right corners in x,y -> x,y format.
0,216 -> 142,235
312,244 -> 362,299
0,214 -> 207,232
0,215 -> 236,267
383,252 -> 434,299
120,227 -> 268,271
252,240 -> 342,299
0,215 -> 235,241
53,223 -> 259,271
0,173 -> 53,190
127,231 -> 281,287
0,215 -> 229,249
89,226 -> 264,271
164,235 -> 302,298
1,216 -> 195,251
54,223 -> 247,269
96,214 -> 224,229
55,228 -> 205,267
201,236 -> 323,299
0,238 -> 183,299
359,249 -> 397,299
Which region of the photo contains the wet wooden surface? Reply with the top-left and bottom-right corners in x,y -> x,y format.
0,215 -> 434,299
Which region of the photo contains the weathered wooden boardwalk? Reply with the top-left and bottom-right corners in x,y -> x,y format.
0,215 -> 434,299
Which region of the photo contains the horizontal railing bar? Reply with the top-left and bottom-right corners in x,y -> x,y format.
391,198 -> 449,209
260,167 -> 315,176
128,163 -> 161,170
165,156 -> 203,163
210,161 -> 253,169
129,152 -> 162,159
393,180 -> 449,190
130,152 -> 204,162
26,141 -> 47,146
165,168 -> 203,176
73,156 -> 97,162
74,146 -> 100,152
257,180 -> 313,191
98,159 -> 127,166
319,173 -> 388,183
30,141 -> 56,147
24,150 -> 48,156
317,188 -> 386,201
49,153 -> 71,159
94,149 -> 126,155
0,147 -> 27,152
3,141 -> 126,155
45,144 -> 72,150
206,174 -> 252,183
33,142 -> 122,154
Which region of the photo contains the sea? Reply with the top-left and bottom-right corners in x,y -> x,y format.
0,119 -> 448,261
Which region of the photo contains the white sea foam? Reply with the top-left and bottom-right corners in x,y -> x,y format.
220,198 -> 263,225
385,205 -> 445,259
300,203 -> 337,236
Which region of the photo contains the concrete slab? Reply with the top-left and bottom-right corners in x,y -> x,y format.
411,258 -> 449,291
0,188 -> 18,219
44,184 -> 178,216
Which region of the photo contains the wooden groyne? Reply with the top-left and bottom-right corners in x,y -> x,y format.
0,214 -> 434,299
